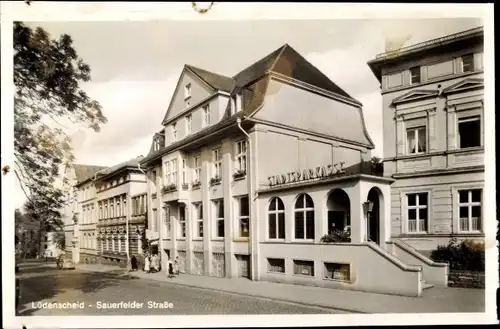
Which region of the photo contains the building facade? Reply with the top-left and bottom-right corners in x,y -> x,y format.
94,156 -> 148,268
140,44 -> 448,297
62,164 -> 106,264
39,232 -> 64,259
367,27 -> 485,253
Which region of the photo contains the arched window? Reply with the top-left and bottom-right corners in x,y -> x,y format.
268,197 -> 285,239
294,194 -> 315,240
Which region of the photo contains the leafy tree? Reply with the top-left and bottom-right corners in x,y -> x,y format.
53,231 -> 66,250
14,22 -> 107,229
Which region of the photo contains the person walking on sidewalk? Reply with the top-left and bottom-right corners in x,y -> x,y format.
144,255 -> 151,274
168,260 -> 174,278
174,256 -> 180,275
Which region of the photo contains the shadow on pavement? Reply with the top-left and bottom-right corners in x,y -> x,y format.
17,264 -> 137,316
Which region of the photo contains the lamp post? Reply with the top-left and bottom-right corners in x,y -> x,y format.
362,201 -> 374,242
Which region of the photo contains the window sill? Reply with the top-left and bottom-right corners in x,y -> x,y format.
323,277 -> 351,283
176,238 -> 186,241
267,271 -> 286,275
457,230 -> 483,235
192,238 -> 204,241
291,239 -> 315,243
292,274 -> 315,279
405,232 -> 428,235
233,238 -> 249,242
267,239 -> 286,242
233,175 -> 246,181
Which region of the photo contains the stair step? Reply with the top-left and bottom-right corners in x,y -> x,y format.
421,281 -> 434,290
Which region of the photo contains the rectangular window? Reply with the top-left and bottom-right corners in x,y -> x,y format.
458,189 -> 482,232
238,196 -> 250,237
458,116 -> 481,148
293,260 -> 314,276
462,54 -> 474,73
116,199 -> 121,217
184,83 -> 191,99
182,159 -> 188,185
171,159 -> 178,186
152,208 -> 158,232
193,155 -> 201,182
110,200 -> 114,218
203,105 -> 211,127
324,263 -> 350,281
406,127 -> 426,154
213,148 -> 222,179
410,66 -> 421,84
185,114 -> 192,135
407,192 -> 428,233
163,206 -> 171,238
235,140 -> 247,173
178,205 -> 186,238
194,203 -> 203,238
172,122 -> 177,141
267,258 -> 285,273
214,200 -> 224,238
165,161 -> 171,185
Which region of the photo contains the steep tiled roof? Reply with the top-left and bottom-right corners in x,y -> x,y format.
185,65 -> 234,93
100,155 -> 145,178
73,164 -> 107,183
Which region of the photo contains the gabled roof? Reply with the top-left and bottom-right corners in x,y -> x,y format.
185,65 -> 234,93
442,78 -> 484,95
392,89 -> 439,105
231,44 -> 356,101
73,164 -> 107,184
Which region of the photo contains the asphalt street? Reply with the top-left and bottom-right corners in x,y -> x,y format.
16,262 -> 343,315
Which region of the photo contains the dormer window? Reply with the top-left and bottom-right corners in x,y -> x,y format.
236,93 -> 243,112
172,122 -> 177,141
203,105 -> 211,127
153,138 -> 161,151
184,83 -> 191,100
185,114 -> 192,135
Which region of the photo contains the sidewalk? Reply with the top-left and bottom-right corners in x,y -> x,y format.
76,264 -> 485,314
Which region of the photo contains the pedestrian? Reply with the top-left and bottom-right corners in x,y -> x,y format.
144,255 -> 150,274
152,254 -> 159,273
168,260 -> 174,278
174,256 -> 180,275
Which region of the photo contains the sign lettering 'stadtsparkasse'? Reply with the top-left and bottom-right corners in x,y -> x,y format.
268,162 -> 346,187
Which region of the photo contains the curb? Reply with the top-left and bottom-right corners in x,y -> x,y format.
80,267 -> 366,314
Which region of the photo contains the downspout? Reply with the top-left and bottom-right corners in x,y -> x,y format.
137,163 -> 148,256
236,117 -> 256,280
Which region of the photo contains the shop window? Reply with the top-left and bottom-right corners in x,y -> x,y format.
267,258 -> 285,273
293,260 -> 314,276
458,116 -> 481,148
238,196 -> 249,237
194,203 -> 204,238
213,200 -> 224,238
178,205 -> 186,238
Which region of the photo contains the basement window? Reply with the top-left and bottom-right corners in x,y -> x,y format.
293,260 -> 314,276
324,262 -> 350,281
267,258 -> 285,273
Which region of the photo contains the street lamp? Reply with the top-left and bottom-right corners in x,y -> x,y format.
362,201 -> 374,242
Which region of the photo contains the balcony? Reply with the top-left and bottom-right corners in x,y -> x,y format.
191,180 -> 201,190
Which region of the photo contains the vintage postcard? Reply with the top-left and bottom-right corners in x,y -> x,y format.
1,2 -> 496,328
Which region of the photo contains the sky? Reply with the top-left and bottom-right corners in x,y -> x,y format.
15,17 -> 482,209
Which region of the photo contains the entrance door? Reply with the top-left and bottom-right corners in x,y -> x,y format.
328,211 -> 345,233
236,255 -> 250,278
